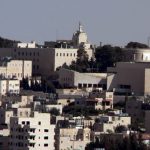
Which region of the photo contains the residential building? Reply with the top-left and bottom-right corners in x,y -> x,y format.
0,109 -> 13,126
9,112 -> 55,150
56,127 -> 91,150
93,114 -> 131,133
0,59 -> 32,80
0,79 -> 20,95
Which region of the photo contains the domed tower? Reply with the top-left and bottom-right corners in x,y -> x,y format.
72,22 -> 88,48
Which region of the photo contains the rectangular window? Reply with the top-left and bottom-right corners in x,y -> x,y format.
44,129 -> 48,132
44,136 -> 48,139
44,144 -> 48,147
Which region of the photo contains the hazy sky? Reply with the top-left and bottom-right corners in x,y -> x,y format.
0,0 -> 150,46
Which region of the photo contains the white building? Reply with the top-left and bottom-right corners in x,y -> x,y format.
0,59 -> 32,80
9,112 -> 55,150
93,114 -> 131,133
14,41 -> 37,48
57,127 -> 91,150
58,68 -> 107,89
0,24 -> 93,76
0,109 -> 13,126
0,79 -> 20,95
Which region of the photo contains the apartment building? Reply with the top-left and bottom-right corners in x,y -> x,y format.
0,59 -> 32,80
0,79 -> 20,95
0,109 -> 13,126
9,112 -> 55,150
56,127 -> 91,150
93,114 -> 131,133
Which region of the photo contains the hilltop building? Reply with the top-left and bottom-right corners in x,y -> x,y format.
0,24 -> 94,76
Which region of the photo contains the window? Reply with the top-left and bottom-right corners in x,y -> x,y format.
44,136 -> 48,139
44,144 -> 48,147
38,122 -> 41,125
44,129 -> 48,132
60,53 -> 62,56
27,121 -> 30,125
22,121 -> 25,125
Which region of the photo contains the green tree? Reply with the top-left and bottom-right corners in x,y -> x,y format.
125,42 -> 148,49
95,45 -> 123,72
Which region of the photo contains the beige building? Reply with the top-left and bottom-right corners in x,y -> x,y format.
0,24 -> 93,76
107,62 -> 150,96
0,79 -> 20,95
58,68 -> 107,89
0,59 -> 32,80
0,109 -> 13,125
93,115 -> 131,133
9,112 -> 55,150
57,127 -> 91,150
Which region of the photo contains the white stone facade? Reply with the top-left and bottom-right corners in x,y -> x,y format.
14,41 -> 37,48
0,24 -> 93,76
9,112 -> 55,150
58,68 -> 107,89
0,79 -> 20,95
0,60 -> 32,80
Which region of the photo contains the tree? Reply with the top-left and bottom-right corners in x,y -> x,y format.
21,77 -> 30,90
0,36 -> 20,48
95,45 -> 123,72
85,133 -> 149,150
125,42 -> 148,49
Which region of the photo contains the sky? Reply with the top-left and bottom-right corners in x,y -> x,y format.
0,0 -> 150,47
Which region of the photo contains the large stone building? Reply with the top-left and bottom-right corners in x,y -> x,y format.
58,68 -> 107,89
0,24 -> 94,76
0,59 -> 32,80
107,62 -> 150,96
